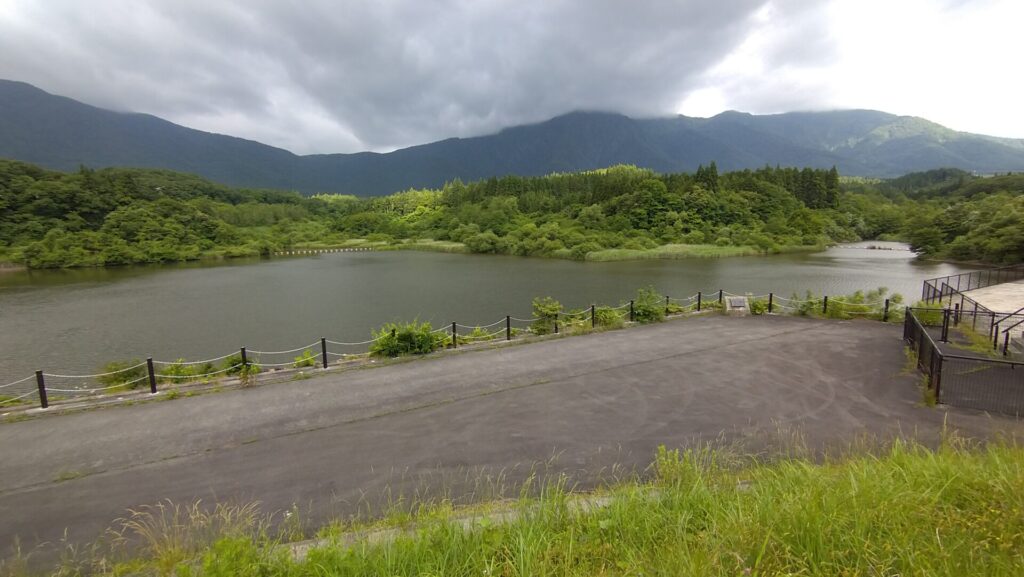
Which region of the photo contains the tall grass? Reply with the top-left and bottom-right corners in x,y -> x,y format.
6,439 -> 1023,576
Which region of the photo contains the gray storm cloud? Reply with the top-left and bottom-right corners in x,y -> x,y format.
0,0 -> 827,153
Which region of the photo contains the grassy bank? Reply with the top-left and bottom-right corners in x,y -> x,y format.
583,242 -> 824,262
362,239 -> 825,262
7,439 -> 1022,576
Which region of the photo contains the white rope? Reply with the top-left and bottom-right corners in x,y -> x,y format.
0,375 -> 35,389
326,338 -> 377,346
456,318 -> 507,330
509,317 -> 539,323
459,328 -> 508,341
248,342 -> 321,355
327,351 -> 370,358
153,351 -> 237,366
0,389 -> 37,404
159,364 -> 242,380
47,375 -> 149,394
254,353 -> 323,368
43,361 -> 148,379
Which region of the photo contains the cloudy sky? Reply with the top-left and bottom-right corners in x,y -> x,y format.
0,0 -> 1020,154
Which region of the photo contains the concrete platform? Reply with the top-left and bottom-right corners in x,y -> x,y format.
962,279 -> 1024,313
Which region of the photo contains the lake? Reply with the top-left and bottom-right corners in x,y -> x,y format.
0,242 -> 974,389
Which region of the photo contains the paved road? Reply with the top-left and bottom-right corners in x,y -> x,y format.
1,315 -> 1020,557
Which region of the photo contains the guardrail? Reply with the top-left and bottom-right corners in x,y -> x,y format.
0,289 -> 901,411
904,307 -> 1024,417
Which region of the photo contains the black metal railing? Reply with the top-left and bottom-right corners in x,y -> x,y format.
941,355 -> 1024,417
922,264 -> 1024,312
903,308 -> 944,393
905,307 -> 1024,417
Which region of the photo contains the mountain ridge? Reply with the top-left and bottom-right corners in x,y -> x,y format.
2,79 -> 1023,195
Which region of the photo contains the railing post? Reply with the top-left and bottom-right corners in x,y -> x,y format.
35,370 -> 48,409
554,312 -> 559,334
665,295 -> 670,316
506,316 -> 511,341
932,351 -> 943,402
768,293 -> 774,314
452,322 -> 457,348
1003,332 -> 1010,356
993,322 -> 1000,350
629,300 -> 635,322
882,298 -> 890,322
321,337 -> 329,369
940,309 -> 951,343
822,296 -> 829,314
146,357 -> 157,394
240,347 -> 248,368
718,289 -> 723,305
591,304 -> 596,328
953,303 -> 960,325
697,292 -> 702,312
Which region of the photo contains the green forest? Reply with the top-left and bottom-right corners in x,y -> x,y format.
0,158 -> 1021,268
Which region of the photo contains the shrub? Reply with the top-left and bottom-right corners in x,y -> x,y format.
222,354 -> 246,376
154,358 -> 210,385
238,364 -> 261,387
594,306 -> 624,329
463,326 -> 497,342
293,350 -> 316,368
98,359 -> 147,389
633,286 -> 666,323
530,297 -> 562,335
749,298 -> 769,315
369,321 -> 446,357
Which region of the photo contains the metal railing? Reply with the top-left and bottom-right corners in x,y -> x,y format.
904,307 -> 1024,417
0,288 -> 903,412
922,264 -> 1024,312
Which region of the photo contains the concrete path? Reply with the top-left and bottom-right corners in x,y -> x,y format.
963,278 -> 1024,312
1,315 -> 1020,558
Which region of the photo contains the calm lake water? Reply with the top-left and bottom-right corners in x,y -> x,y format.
0,242 -> 974,388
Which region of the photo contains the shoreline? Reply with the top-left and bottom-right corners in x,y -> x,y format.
2,239 -> 931,271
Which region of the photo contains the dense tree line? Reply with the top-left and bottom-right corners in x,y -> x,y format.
0,159 -> 1020,268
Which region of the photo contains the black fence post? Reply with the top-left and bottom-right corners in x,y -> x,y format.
883,299 -> 890,322
554,312 -> 559,334
321,337 -> 329,369
940,309 -> 951,343
629,300 -> 635,322
240,347 -> 248,368
993,322 -> 1000,350
718,289 -> 723,305
146,357 -> 157,394
35,370 -> 48,409
1003,332 -> 1011,357
591,304 -> 596,328
768,293 -> 774,314
822,296 -> 829,314
665,295 -> 670,316
452,322 -> 457,348
506,316 -> 511,341
932,352 -> 943,403
953,303 -> 960,325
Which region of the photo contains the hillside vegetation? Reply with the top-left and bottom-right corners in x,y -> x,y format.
1,159 -> 1021,268
5,81 -> 1024,194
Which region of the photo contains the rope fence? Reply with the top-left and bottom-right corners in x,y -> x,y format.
1,288 -> 904,411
